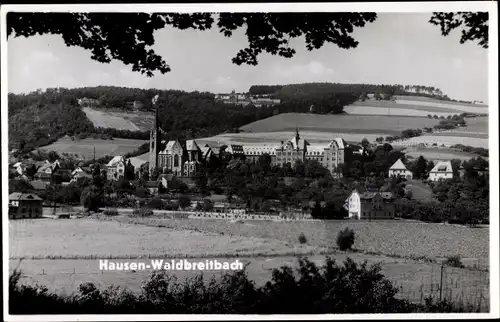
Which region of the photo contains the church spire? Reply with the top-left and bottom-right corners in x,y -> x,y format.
295,125 -> 300,140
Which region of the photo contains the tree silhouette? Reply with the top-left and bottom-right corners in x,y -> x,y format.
7,12 -> 377,77
429,12 -> 489,48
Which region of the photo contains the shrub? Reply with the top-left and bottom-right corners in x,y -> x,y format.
336,228 -> 355,251
298,232 -> 307,244
444,255 -> 465,268
132,208 -> 154,218
9,258 -> 420,314
103,208 -> 118,216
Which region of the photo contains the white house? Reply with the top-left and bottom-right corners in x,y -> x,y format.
106,156 -> 127,181
344,190 -> 396,220
70,167 -> 93,183
429,161 -> 454,181
388,159 -> 413,180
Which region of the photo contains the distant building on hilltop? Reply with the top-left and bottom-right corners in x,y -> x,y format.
77,97 -> 101,107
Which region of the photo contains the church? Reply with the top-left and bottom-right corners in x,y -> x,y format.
149,105 -> 206,177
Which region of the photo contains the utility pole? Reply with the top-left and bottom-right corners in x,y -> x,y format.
93,146 -> 95,163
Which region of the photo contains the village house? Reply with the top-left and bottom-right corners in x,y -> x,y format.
106,156 -> 133,181
388,159 -> 413,180
33,160 -> 61,182
345,190 -> 396,220
71,167 -> 93,183
8,192 -> 44,219
429,161 -> 453,181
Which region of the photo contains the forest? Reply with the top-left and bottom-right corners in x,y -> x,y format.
249,83 -> 461,102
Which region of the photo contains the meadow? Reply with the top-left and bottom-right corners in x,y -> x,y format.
98,215 -> 489,267
403,147 -> 487,162
392,95 -> 488,108
38,136 -> 148,160
239,113 -> 440,134
393,135 -> 489,149
9,219 -> 320,259
83,107 -> 154,131
344,105 -> 458,118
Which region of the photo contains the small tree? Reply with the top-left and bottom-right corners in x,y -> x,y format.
336,228 -> 355,251
298,232 -> 307,244
80,186 -> 102,212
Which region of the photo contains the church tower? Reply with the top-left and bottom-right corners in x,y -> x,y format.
149,96 -> 161,174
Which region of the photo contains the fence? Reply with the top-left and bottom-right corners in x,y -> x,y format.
390,261 -> 489,311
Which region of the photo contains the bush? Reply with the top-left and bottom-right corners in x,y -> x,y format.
9,257 -> 422,314
444,255 -> 465,268
132,208 -> 154,218
298,232 -> 307,244
336,228 -> 355,251
103,208 -> 118,216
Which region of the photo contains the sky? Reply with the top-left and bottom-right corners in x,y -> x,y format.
7,12 -> 489,103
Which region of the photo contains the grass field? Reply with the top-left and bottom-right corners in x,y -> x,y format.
38,137 -> 148,159
83,107 -> 154,131
393,135 -> 489,149
9,219 -> 320,259
95,216 -> 489,267
344,105 -> 458,118
403,147 -> 487,162
392,95 -> 488,108
240,113 -> 439,134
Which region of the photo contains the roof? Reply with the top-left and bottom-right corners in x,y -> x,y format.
243,145 -> 278,156
286,136 -> 309,150
227,144 -> 244,154
163,140 -> 180,152
307,144 -> 328,155
358,191 -> 395,200
390,159 -> 408,170
158,173 -> 174,181
9,192 -> 43,201
329,138 -> 346,150
185,139 -> 200,151
430,161 -> 453,173
129,156 -> 148,169
107,156 -> 126,167
30,180 -> 50,190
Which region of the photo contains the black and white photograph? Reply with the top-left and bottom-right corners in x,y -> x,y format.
1,2 -> 498,320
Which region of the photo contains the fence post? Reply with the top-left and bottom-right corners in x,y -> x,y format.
440,263 -> 444,302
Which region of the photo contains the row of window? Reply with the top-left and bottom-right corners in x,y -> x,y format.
20,207 -> 41,213
363,211 -> 393,217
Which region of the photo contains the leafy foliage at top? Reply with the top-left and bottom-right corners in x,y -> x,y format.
429,12 -> 489,49
7,12 -> 377,77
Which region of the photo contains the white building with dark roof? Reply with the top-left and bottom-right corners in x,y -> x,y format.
429,161 -> 453,181
345,190 -> 396,220
388,159 -> 413,180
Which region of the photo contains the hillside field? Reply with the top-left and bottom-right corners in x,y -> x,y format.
240,113 -> 440,134
38,137 -> 148,160
83,107 -> 154,131
345,96 -> 488,117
